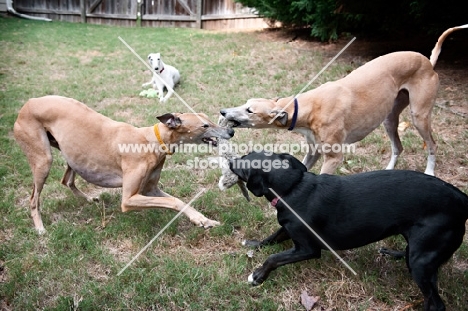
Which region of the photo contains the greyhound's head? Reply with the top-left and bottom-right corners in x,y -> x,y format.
157,113 -> 234,147
148,53 -> 164,74
219,97 -> 293,129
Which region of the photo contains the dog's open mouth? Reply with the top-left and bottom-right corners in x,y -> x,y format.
202,137 -> 219,146
230,120 -> 241,127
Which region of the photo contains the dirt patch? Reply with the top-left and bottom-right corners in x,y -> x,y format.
74,50 -> 104,65
104,239 -> 135,263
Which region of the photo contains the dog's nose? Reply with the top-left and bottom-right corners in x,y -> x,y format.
227,128 -> 235,137
220,109 -> 227,117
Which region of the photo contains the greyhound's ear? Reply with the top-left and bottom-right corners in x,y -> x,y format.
157,113 -> 182,129
269,109 -> 288,126
147,54 -> 151,60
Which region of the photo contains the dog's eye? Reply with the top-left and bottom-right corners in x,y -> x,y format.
246,107 -> 253,114
202,124 -> 209,128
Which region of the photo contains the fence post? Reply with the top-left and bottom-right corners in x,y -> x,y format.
137,0 -> 142,27
196,0 -> 202,29
80,0 -> 86,23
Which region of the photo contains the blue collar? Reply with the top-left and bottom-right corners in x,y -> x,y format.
288,98 -> 298,131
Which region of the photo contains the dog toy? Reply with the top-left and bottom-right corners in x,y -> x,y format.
217,117 -> 250,202
139,88 -> 159,98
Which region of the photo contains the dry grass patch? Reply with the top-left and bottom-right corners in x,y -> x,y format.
1,18 -> 467,311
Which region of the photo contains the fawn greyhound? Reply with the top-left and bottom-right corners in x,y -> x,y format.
14,95 -> 234,233
220,24 -> 468,175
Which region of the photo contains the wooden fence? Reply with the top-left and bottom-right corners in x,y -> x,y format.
9,0 -> 270,30
0,0 -> 6,12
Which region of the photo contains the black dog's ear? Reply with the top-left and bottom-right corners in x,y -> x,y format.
269,109 -> 288,126
263,153 -> 306,196
282,153 -> 307,172
229,157 -> 250,182
157,113 -> 182,129
246,174 -> 269,197
230,157 -> 268,197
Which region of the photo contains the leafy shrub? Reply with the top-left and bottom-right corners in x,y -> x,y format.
236,0 -> 467,41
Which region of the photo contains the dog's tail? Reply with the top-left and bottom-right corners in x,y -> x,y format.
429,24 -> 468,67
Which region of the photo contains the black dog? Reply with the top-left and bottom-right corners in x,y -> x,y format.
230,151 -> 468,311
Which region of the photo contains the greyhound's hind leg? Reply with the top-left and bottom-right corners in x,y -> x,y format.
383,89 -> 410,170
409,77 -> 438,175
29,159 -> 51,234
14,123 -> 53,234
61,165 -> 98,202
412,115 -> 437,176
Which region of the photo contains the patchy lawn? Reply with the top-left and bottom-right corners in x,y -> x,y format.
1,16 -> 467,310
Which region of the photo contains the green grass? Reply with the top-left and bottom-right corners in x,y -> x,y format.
1,16 -> 467,310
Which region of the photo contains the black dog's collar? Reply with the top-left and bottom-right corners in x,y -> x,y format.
288,98 -> 298,131
271,197 -> 280,207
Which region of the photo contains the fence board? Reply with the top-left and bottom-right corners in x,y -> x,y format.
12,0 -> 267,30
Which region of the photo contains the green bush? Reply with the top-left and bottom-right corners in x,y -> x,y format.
236,0 -> 467,41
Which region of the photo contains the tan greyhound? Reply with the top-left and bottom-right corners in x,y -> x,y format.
14,95 -> 234,234
220,24 -> 467,175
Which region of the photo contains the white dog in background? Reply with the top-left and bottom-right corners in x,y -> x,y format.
142,53 -> 180,103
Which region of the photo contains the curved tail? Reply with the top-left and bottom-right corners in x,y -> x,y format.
429,24 -> 468,67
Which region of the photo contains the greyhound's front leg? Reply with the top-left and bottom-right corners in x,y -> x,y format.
302,151 -> 321,171
121,193 -> 220,228
155,81 -> 165,103
300,134 -> 321,170
320,151 -> 344,175
161,82 -> 175,103
248,247 -> 320,286
142,81 -> 153,88
120,163 -> 220,228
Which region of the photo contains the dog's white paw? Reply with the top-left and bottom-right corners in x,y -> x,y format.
248,273 -> 254,284
199,218 -> 220,229
36,227 -> 47,235
241,240 -> 247,246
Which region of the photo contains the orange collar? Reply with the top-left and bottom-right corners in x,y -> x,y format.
153,123 -> 173,155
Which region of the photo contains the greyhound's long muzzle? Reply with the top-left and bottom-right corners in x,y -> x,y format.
220,109 -> 230,118
219,110 -> 242,127
226,128 -> 235,137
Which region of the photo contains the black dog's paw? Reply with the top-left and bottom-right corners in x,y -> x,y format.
247,272 -> 263,286
379,247 -> 405,259
242,239 -> 262,248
